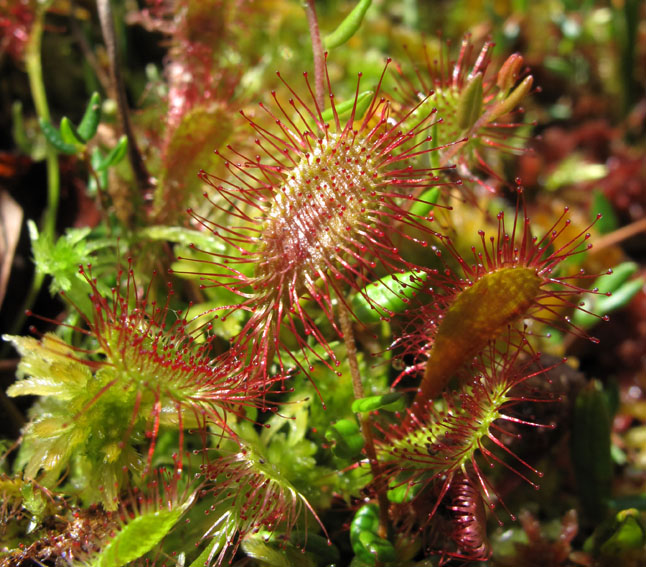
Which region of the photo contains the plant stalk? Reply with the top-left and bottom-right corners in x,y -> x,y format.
25,5 -> 57,243
336,298 -> 391,540
3,2 -> 58,345
96,0 -> 151,195
304,0 -> 326,111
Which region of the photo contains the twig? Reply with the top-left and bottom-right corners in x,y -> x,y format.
304,0 -> 325,111
592,217 -> 646,252
96,0 -> 151,194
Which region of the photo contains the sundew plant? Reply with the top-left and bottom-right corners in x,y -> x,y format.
1,1 -> 645,566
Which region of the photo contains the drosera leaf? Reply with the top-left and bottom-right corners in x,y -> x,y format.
77,92 -> 102,142
496,53 -> 525,96
321,90 -> 373,123
419,266 -> 542,402
290,531 -> 341,565
486,74 -> 533,123
239,534 -> 292,567
324,0 -> 373,49
457,72 -> 484,130
352,270 -> 428,324
189,533 -> 227,567
351,392 -> 403,413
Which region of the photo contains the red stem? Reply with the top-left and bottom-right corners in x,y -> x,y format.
304,0 -> 325,110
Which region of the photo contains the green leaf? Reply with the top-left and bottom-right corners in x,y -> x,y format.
595,279 -> 644,315
457,73 -> 483,130
20,482 -> 47,523
59,116 -> 85,147
591,190 -> 619,234
38,117 -> 78,155
88,146 -> 108,195
350,504 -> 393,565
601,261 -> 639,291
386,479 -> 422,503
28,221 -> 114,315
571,380 -> 612,520
600,509 -> 646,556
358,531 -> 396,562
94,508 -> 184,567
138,226 -> 227,255
544,154 -> 607,192
573,262 -> 643,329
350,504 -> 379,543
189,538 -> 224,567
241,534 -> 315,567
11,101 -> 31,154
408,186 -> 440,219
352,270 -> 427,323
325,0 -> 373,49
325,419 -> 365,459
77,92 -> 102,142
351,392 -> 403,413
321,90 -> 373,123
97,135 -> 128,171
290,532 -> 340,565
